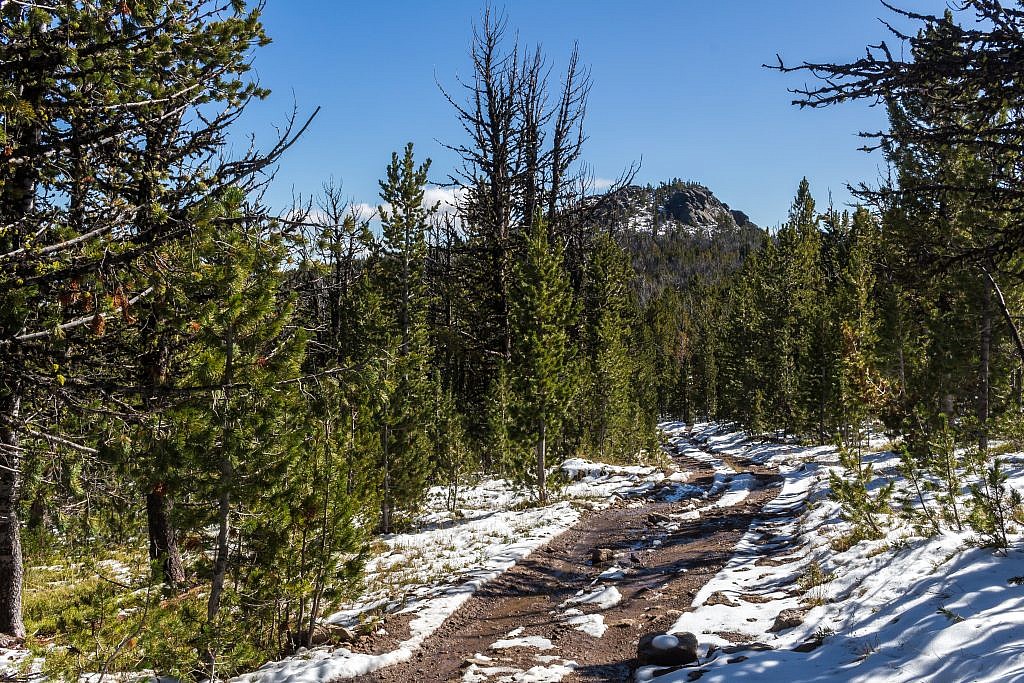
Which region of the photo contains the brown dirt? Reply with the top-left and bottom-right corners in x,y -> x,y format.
346,439 -> 785,683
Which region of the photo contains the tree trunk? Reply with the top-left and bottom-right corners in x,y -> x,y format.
146,484 -> 185,587
380,425 -> 392,534
208,325 -> 234,629
347,407 -> 356,495
819,356 -> 827,446
536,419 -> 547,503
979,280 -> 992,454
306,417 -> 334,646
0,391 -> 26,639
0,79 -> 41,642
681,357 -> 692,426
1016,366 -> 1023,414
27,489 -> 50,532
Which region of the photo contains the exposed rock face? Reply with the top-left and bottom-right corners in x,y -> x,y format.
591,178 -> 764,305
592,181 -> 757,236
730,209 -> 752,226
663,186 -> 730,228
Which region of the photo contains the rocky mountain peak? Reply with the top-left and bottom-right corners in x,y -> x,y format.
593,180 -> 757,236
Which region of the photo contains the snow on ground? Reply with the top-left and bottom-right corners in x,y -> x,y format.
643,423 -> 1024,683
561,585 -> 622,610
0,650 -> 32,677
231,457 -> 671,683
712,472 -> 756,509
462,655 -> 577,683
561,458 -> 673,506
562,610 -> 607,638
461,628 -> 579,682
491,634 -> 555,651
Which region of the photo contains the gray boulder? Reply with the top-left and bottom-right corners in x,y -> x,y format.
637,631 -> 699,667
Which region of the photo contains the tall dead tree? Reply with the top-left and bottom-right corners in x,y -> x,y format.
441,9 -> 593,432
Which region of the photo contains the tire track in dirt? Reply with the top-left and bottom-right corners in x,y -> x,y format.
347,433 -> 783,683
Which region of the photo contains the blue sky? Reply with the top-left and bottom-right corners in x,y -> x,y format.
237,0 -> 951,227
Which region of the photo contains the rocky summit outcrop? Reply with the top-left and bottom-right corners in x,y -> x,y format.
595,179 -> 764,303
592,180 -> 757,237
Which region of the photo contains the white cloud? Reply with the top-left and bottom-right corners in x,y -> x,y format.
593,177 -> 616,191
348,202 -> 379,221
423,185 -> 466,215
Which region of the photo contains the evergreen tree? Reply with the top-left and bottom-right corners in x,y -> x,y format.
583,232 -> 652,460
507,220 -> 578,502
834,208 -> 886,447
430,373 -> 474,512
169,201 -> 307,673
0,0 -> 301,638
372,144 -> 435,532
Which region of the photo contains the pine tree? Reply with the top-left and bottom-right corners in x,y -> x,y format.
507,220 -> 578,502
0,0 -> 299,638
372,144 -> 436,532
834,208 -> 886,447
430,373 -> 474,512
162,194 -> 307,672
583,232 -> 651,461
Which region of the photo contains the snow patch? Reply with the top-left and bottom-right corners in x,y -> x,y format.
563,612 -> 607,638
490,635 -> 554,651
597,565 -> 627,581
648,421 -> 1024,683
561,585 -> 622,610
651,634 -> 679,650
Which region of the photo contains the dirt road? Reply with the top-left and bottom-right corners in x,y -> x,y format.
349,433 -> 783,683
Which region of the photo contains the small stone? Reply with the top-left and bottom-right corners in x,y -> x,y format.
769,608 -> 810,633
647,512 -> 672,526
793,639 -> 822,653
309,624 -> 356,646
722,642 -> 773,654
704,591 -> 738,607
592,547 -> 615,564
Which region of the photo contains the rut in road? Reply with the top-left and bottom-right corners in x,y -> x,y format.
347,433 -> 785,683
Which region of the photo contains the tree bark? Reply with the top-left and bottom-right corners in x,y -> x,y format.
536,419 -> 547,503
979,279 -> 992,454
146,484 -> 185,587
0,390 -> 26,639
380,424 -> 392,534
207,325 -> 234,628
141,314 -> 186,590
985,269 -> 1024,365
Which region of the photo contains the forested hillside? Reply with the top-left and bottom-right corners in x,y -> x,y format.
2,1 -> 1024,681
